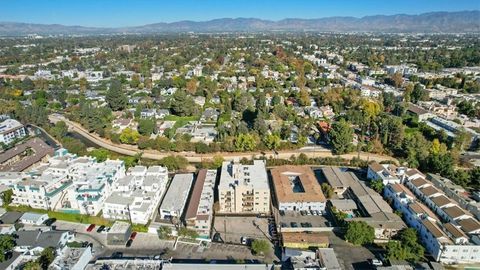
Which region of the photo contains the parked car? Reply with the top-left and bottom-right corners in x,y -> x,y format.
111,252 -> 123,258
240,236 -> 248,245
96,225 -> 105,233
290,222 -> 298,228
212,232 -> 222,243
369,259 -> 383,267
130,232 -> 137,239
126,239 -> 133,247
86,224 -> 96,232
43,218 -> 56,226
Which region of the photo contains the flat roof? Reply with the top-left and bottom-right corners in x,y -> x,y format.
20,212 -> 47,222
109,221 -> 131,234
321,167 -> 356,188
0,119 -> 23,134
160,173 -> 194,214
318,248 -> 342,270
271,165 -> 326,204
219,160 -> 268,190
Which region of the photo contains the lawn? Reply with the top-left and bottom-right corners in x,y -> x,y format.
7,205 -> 112,226
6,205 -> 153,231
163,115 -> 198,128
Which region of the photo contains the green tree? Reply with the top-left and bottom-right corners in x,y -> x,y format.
137,118 -> 156,136
50,121 -> 68,139
0,235 -> 15,262
170,90 -> 198,116
106,80 -> 127,111
264,134 -> 281,150
329,119 -> 354,155
157,226 -> 172,239
369,179 -> 384,193
212,155 -> 224,168
178,227 -> 199,239
159,155 -> 189,171
1,189 -> 13,206
321,183 -> 334,199
234,133 -> 257,152
345,221 -> 375,245
119,128 -> 140,144
251,239 -> 270,255
386,228 -> 424,262
88,148 -> 110,162
61,137 -> 87,156
411,83 -> 428,103
21,77 -> 34,91
23,261 -> 42,270
38,247 -> 55,269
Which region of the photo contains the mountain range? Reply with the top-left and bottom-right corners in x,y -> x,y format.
0,11 -> 479,36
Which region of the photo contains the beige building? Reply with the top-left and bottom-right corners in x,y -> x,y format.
218,160 -> 270,214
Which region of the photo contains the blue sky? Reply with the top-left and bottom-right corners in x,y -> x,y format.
1,0 -> 479,27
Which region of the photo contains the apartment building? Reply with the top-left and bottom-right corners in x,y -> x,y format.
185,169 -> 216,239
385,174 -> 480,263
367,161 -> 424,185
271,165 -> 326,212
0,119 -> 26,145
103,166 -> 169,224
218,160 -> 270,214
159,173 -> 194,220
11,149 -> 126,214
322,167 -> 405,241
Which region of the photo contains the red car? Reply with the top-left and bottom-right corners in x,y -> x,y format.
130,232 -> 137,239
86,224 -> 96,232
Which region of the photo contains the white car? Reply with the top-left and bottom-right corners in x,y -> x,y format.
369,259 -> 383,267
240,236 -> 248,245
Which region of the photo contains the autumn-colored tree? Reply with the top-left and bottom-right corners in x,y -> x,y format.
186,78 -> 198,94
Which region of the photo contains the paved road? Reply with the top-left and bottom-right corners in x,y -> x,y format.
49,114 -> 398,163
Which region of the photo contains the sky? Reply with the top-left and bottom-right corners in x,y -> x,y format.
1,0 -> 479,27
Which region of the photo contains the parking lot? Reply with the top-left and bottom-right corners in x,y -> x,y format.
327,231 -> 376,270
213,216 -> 270,244
277,210 -> 332,230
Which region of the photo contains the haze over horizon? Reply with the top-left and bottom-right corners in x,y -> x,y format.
2,0 -> 479,27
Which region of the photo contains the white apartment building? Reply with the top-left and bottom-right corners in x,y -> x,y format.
218,160 -> 270,214
385,175 -> 480,264
367,162 -> 424,185
159,173 -> 194,220
11,149 -> 126,214
185,169 -> 216,239
0,119 -> 26,145
103,166 -> 168,224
